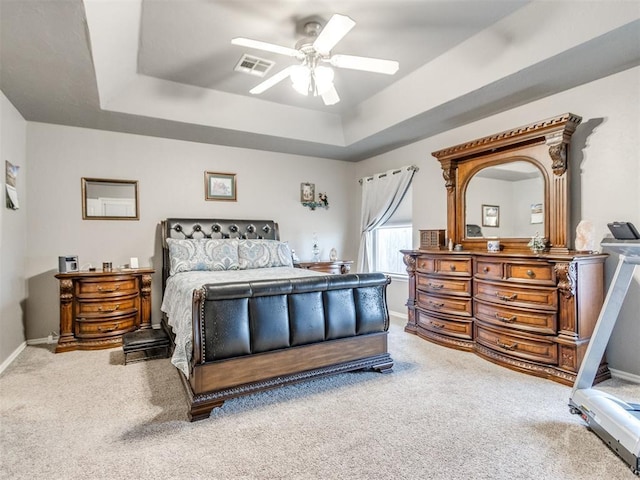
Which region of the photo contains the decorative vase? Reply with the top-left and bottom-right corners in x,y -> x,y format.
312,244 -> 320,262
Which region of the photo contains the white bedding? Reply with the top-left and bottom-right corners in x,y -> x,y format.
161,267 -> 325,377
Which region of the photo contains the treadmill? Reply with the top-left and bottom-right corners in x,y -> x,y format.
569,239 -> 640,475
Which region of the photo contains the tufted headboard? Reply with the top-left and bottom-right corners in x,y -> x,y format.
161,218 -> 280,291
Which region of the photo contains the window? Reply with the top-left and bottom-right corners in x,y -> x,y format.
372,185 -> 412,276
373,225 -> 412,276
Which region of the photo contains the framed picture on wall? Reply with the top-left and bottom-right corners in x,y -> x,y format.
530,203 -> 543,224
482,204 -> 500,227
205,172 -> 237,201
300,182 -> 315,202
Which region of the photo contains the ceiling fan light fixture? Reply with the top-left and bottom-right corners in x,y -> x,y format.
290,64 -> 335,97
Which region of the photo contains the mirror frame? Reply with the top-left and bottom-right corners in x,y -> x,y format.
432,113 -> 582,253
81,177 -> 139,220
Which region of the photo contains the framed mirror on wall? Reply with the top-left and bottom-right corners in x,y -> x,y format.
81,178 -> 139,220
432,113 -> 582,253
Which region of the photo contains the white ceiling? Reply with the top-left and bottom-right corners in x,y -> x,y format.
1,0 -> 639,161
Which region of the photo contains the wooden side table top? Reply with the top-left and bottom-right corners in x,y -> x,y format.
295,260 -> 353,274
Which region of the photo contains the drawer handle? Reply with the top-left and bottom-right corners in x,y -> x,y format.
98,324 -> 119,333
449,264 -> 456,271
428,301 -> 445,308
496,292 -> 517,301
483,267 -> 490,273
495,313 -> 517,323
98,304 -> 120,313
427,283 -> 444,289
431,322 -> 445,329
526,270 -> 535,278
496,340 -> 518,351
97,285 -> 120,293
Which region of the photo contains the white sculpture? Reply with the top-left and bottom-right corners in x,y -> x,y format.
575,220 -> 596,252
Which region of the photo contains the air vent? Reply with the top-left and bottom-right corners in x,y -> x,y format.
234,54 -> 274,77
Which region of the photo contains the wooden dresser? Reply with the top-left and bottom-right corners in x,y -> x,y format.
55,268 -> 154,352
403,250 -> 608,385
403,113 -> 610,385
296,260 -> 353,274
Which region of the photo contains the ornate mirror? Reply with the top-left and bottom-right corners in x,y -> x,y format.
81,178 -> 139,220
432,113 -> 582,253
465,161 -> 545,239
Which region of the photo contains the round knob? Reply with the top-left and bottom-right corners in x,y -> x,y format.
483,267 -> 489,273
526,269 -> 535,278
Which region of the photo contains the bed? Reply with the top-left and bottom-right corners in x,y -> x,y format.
160,218 -> 393,421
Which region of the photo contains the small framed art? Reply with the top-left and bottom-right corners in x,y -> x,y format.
530,203 -> 543,224
300,182 -> 315,202
482,204 -> 500,227
205,172 -> 236,201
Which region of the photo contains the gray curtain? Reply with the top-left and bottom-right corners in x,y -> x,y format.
357,166 -> 416,272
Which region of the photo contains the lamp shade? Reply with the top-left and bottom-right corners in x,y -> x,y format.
290,65 -> 311,95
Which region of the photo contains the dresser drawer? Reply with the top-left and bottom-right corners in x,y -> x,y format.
417,310 -> 473,340
474,279 -> 557,310
416,274 -> 471,297
77,296 -> 138,316
505,262 -> 555,285
75,314 -> 137,338
475,323 -> 558,365
417,292 -> 472,317
77,277 -> 138,297
417,255 -> 472,277
475,259 -> 503,280
474,300 -> 557,334
416,256 -> 435,272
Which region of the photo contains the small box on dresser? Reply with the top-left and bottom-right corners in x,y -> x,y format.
55,268 -> 154,352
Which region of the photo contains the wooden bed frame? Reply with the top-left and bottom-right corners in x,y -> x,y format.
161,218 -> 393,420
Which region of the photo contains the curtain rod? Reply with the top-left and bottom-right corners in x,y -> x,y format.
358,165 -> 418,185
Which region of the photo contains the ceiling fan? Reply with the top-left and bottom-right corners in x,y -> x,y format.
232,14 -> 399,106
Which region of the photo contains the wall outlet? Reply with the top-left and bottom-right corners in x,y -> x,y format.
47,334 -> 53,344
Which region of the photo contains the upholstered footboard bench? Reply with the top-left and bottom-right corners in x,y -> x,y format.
181,273 -> 393,421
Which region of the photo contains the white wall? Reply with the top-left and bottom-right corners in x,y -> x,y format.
24,124 -> 356,340
0,92 -> 28,367
354,66 -> 640,377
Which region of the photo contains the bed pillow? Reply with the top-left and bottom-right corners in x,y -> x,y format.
238,239 -> 293,269
167,238 -> 240,275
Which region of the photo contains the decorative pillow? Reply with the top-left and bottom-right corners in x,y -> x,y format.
238,239 -> 293,269
167,238 -> 239,275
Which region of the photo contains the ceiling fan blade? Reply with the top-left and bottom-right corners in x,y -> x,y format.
321,85 -> 340,106
232,37 -> 300,57
249,66 -> 295,95
313,14 -> 356,55
330,54 -> 399,75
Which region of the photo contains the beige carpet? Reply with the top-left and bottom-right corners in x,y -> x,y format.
1,317 -> 638,480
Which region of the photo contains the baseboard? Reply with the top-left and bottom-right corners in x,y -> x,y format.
0,341 -> 27,375
389,310 -> 407,321
609,368 -> 640,384
27,337 -> 51,346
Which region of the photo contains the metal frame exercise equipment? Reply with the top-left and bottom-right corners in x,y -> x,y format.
569,239 -> 640,475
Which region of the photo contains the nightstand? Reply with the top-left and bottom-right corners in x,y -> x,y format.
55,268 -> 154,352
295,260 -> 353,274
